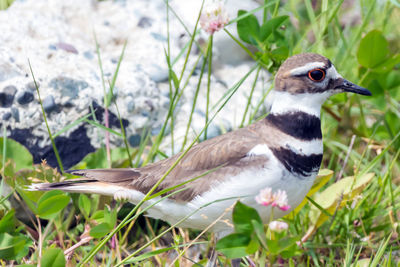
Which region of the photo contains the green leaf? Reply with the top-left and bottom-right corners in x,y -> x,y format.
37,190 -> 70,219
103,206 -> 117,227
79,194 -> 91,219
90,222 -> 112,238
260,15 -> 289,42
216,233 -> 251,259
40,248 -> 66,267
266,238 -> 279,254
280,243 -> 300,259
245,235 -> 260,254
90,210 -> 104,221
237,10 -> 260,45
277,236 -> 300,253
0,233 -> 27,260
357,30 -> 388,68
251,219 -> 267,249
0,138 -> 33,171
0,209 -> 15,233
232,201 -> 262,235
372,54 -> 400,73
270,46 -> 289,61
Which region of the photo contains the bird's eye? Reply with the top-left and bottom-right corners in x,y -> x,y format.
308,69 -> 325,82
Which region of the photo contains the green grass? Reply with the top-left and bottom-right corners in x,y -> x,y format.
1,0 -> 400,266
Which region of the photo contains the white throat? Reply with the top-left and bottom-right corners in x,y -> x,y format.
270,91 -> 333,117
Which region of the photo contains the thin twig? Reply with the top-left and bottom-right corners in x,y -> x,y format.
37,217 -> 42,267
65,224 -> 93,260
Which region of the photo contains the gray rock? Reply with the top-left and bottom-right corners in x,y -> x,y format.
0,63 -> 20,82
141,111 -> 150,117
151,32 -> 167,42
16,90 -> 34,105
2,112 -> 11,120
83,51 -> 94,60
26,81 -> 39,91
137,16 -> 153,28
49,76 -> 88,99
149,65 -> 169,83
55,42 -> 78,54
11,107 -> 19,122
127,101 -> 135,112
128,134 -> 141,147
43,95 -> 56,113
63,101 -> 74,108
161,98 -> 170,109
0,85 -> 17,107
152,124 -> 170,136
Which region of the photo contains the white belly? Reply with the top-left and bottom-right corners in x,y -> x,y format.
143,160 -> 317,235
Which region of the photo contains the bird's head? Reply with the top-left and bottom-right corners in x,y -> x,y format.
275,53 -> 371,96
270,53 -> 371,116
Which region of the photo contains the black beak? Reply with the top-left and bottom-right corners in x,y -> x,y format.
336,78 -> 372,96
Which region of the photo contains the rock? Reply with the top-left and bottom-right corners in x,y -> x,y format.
49,76 -> 88,99
55,42 -> 79,54
83,51 -> 94,60
148,64 -> 169,83
137,16 -> 153,28
2,112 -> 11,120
16,90 -> 34,105
43,95 -> 57,113
63,101 -> 74,108
151,32 -> 167,42
0,85 -> 17,107
11,107 -> 20,122
126,100 -> 135,112
9,125 -> 95,169
0,63 -> 20,82
26,81 -> 39,91
128,134 -> 141,147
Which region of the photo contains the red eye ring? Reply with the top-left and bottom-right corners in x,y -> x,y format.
308,68 -> 326,82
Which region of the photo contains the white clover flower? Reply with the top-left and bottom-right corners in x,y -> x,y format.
271,189 -> 291,211
200,1 -> 229,35
255,188 -> 291,211
255,187 -> 274,207
268,220 -> 289,233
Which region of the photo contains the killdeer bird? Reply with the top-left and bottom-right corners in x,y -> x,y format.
30,53 -> 371,236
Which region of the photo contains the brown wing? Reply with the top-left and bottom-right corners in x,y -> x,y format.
68,122 -> 266,201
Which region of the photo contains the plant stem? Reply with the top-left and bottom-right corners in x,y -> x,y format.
205,34 -> 213,140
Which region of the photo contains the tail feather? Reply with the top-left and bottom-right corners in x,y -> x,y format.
28,168 -> 142,199
28,180 -> 128,197
28,179 -> 96,192
65,168 -> 139,184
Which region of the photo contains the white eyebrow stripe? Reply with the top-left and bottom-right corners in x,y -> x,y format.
290,62 -> 326,76
326,65 -> 342,79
